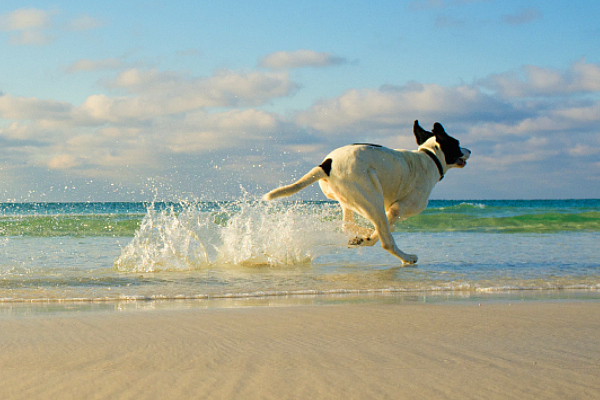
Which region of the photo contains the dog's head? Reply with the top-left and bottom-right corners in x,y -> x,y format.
413,120 -> 470,169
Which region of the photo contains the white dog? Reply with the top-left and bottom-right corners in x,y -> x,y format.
263,121 -> 471,264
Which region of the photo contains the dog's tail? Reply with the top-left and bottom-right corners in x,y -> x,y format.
262,159 -> 331,201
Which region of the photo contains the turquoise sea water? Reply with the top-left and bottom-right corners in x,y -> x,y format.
0,199 -> 599,305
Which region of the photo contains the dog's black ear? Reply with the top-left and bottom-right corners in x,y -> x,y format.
413,120 -> 433,145
432,122 -> 447,137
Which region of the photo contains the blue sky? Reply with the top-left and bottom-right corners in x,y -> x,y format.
1,0 -> 599,201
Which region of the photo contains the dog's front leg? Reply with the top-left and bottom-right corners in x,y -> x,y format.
355,202 -> 403,246
354,200 -> 418,264
376,221 -> 418,265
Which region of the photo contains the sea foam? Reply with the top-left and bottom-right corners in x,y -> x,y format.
114,200 -> 346,272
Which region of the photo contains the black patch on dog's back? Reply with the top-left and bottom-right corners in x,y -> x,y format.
352,143 -> 382,147
319,158 -> 333,176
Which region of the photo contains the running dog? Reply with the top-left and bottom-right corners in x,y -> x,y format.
262,121 -> 471,264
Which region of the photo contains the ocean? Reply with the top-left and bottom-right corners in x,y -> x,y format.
1,199 -> 599,311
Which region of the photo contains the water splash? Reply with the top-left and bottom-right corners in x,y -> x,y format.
114,200 -> 346,272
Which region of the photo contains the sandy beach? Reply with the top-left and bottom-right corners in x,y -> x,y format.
0,300 -> 599,400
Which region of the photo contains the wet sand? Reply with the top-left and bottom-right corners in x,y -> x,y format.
0,300 -> 599,399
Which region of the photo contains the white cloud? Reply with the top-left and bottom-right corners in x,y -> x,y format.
7,29 -> 53,45
568,144 -> 599,157
75,94 -> 149,123
66,13 -> 104,31
47,154 -> 80,170
2,59 -> 600,200
553,102 -> 600,123
479,59 -> 600,98
102,68 -> 299,114
0,8 -> 104,45
569,60 -> 600,91
296,82 -> 508,134
0,8 -> 50,31
1,89 -> 295,174
0,8 -> 54,45
184,109 -> 281,132
286,60 -> 600,199
168,109 -> 285,153
502,7 -> 542,26
66,58 -> 124,73
259,50 -> 346,70
0,94 -> 72,120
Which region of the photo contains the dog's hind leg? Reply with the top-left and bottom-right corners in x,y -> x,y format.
342,207 -> 375,243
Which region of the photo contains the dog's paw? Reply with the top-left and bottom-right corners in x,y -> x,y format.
402,254 -> 418,264
348,236 -> 378,246
348,236 -> 365,246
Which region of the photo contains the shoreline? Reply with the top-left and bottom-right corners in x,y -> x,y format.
1,299 -> 599,399
1,288 -> 599,316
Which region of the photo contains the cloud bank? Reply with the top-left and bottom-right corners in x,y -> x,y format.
0,7 -> 103,45
260,50 -> 347,70
1,49 -> 600,200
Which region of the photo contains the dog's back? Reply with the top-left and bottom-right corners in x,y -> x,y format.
263,144 -> 433,203
320,145 -> 438,216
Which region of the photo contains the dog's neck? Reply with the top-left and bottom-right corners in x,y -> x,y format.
419,148 -> 444,181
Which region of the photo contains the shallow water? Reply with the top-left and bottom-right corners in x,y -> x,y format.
0,200 -> 599,305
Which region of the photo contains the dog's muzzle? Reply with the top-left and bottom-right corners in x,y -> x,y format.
457,148 -> 471,167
